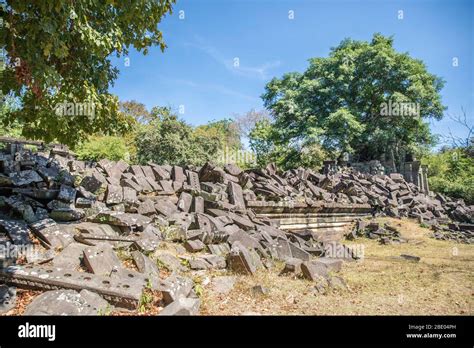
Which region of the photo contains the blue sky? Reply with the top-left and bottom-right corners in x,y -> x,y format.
110,0 -> 473,146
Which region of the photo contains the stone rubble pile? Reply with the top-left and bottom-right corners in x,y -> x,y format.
0,144 -> 472,315
348,220 -> 408,245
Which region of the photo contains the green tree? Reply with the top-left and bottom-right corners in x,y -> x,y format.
260,33 -> 445,170
194,119 -> 241,151
0,0 -> 175,146
136,108 -> 195,165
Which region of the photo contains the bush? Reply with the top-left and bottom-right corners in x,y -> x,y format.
75,136 -> 129,162
422,149 -> 474,204
429,176 -> 474,205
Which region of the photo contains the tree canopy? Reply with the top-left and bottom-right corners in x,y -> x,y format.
0,0 -> 175,145
257,33 -> 446,170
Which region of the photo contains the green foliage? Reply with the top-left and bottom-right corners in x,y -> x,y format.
422,149 -> 474,204
259,33 -> 445,169
136,108 -> 243,166
249,119 -> 327,170
75,135 -> 129,162
0,96 -> 22,137
0,1 -> 175,146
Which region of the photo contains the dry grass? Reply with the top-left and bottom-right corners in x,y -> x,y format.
199,218 -> 473,315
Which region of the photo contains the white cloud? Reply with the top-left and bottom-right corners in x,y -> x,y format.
184,36 -> 281,80
164,77 -> 260,102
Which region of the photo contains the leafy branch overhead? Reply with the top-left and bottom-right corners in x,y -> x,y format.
0,0 -> 175,145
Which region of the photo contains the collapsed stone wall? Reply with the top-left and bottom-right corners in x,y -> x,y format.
0,143 -> 472,315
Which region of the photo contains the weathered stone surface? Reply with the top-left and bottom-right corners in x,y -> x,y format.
131,251 -> 160,278
137,199 -> 156,215
155,199 -> 178,216
211,276 -> 235,294
106,185 -> 123,204
24,289 -> 109,315
58,185 -> 76,203
315,257 -> 343,272
29,220 -> 76,249
177,192 -> 193,213
288,242 -> 311,261
159,297 -> 200,316
184,239 -> 206,253
187,171 -> 200,190
191,196 -> 204,213
201,254 -> 226,269
91,212 -> 151,229
172,166 -> 186,183
206,243 -> 230,257
189,258 -> 210,270
53,243 -> 87,268
9,170 -> 43,186
301,261 -> 329,281
50,208 -> 85,222
76,197 -> 94,208
80,173 -> 104,193
83,243 -> 122,275
0,219 -> 31,245
227,230 -> 260,250
155,251 -> 186,273
122,186 -> 138,203
161,275 -> 194,304
0,285 -> 16,313
280,257 -> 303,275
227,242 -> 257,275
228,182 -> 245,209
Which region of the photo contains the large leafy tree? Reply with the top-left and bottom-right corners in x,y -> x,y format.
260,33 -> 445,170
0,0 -> 175,145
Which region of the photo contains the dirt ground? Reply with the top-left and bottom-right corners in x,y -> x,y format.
198,217 -> 473,315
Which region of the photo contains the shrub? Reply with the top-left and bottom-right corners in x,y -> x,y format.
75,136 -> 129,162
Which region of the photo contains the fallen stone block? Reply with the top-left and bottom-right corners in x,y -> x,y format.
0,219 -> 31,245
58,184 -> 77,203
9,170 -> 43,186
106,185 -> 123,204
159,297 -> 200,316
227,242 -> 257,275
29,219 -> 76,249
83,243 -> 123,276
316,257 -> 343,272
50,208 -> 85,222
52,242 -> 87,268
0,265 -> 143,309
184,239 -> 206,253
24,289 -> 110,315
280,258 -> 303,275
0,285 -> 16,314
228,181 -> 245,209
161,275 -> 194,305
91,212 -> 151,230
201,254 -> 226,269
177,192 -> 193,213
155,251 -> 186,273
191,196 -> 204,213
301,261 -> 329,281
